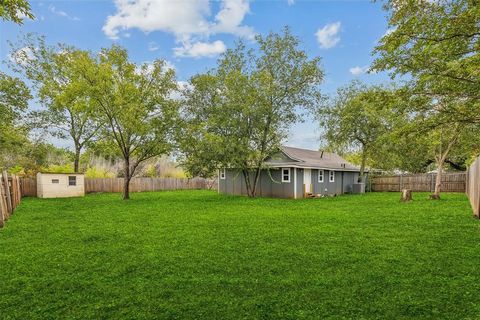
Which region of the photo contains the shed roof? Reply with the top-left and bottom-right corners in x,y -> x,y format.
38,172 -> 85,175
265,146 -> 363,171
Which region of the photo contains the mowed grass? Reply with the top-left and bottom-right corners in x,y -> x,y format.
1,191 -> 480,319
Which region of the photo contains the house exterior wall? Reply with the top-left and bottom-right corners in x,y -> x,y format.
310,169 -> 360,195
219,168 -> 295,198
219,168 -> 367,198
37,173 -> 85,198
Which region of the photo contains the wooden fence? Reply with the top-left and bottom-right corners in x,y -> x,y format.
0,171 -> 21,228
20,177 -> 217,197
467,157 -> 480,218
371,172 -> 466,193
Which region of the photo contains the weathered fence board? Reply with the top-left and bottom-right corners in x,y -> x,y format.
371,172 -> 466,193
0,173 -> 22,228
19,177 -> 217,197
467,158 -> 480,218
20,177 -> 37,197
85,177 -> 215,193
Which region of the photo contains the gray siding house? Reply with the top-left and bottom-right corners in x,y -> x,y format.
218,146 -> 367,199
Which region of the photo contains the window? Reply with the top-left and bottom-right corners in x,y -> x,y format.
220,168 -> 226,180
51,179 -> 59,184
68,176 -> 76,186
282,168 -> 290,183
318,170 -> 324,183
329,171 -> 335,183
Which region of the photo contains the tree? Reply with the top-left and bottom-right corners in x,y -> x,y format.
9,35 -> 100,172
372,0 -> 480,124
81,45 -> 178,200
179,28 -> 324,197
0,72 -> 31,169
394,105 -> 480,199
0,0 -> 34,24
317,81 -> 400,183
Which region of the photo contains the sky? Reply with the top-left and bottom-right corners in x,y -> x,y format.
1,0 -> 393,150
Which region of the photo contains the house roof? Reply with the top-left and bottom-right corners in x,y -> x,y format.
266,146 -> 364,172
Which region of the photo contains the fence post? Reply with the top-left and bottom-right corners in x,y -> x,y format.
0,180 -> 4,227
2,171 -> 12,215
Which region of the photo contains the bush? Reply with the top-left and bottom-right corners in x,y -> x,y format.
85,167 -> 115,178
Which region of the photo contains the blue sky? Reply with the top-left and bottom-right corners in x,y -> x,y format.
1,0 -> 393,150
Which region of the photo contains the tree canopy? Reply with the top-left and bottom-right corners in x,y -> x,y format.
0,72 -> 32,170
372,0 -> 480,124
10,35 -> 100,172
81,45 -> 179,199
318,81 -> 404,182
179,28 -> 324,196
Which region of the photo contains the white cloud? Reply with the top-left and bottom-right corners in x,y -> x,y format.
349,65 -> 369,76
174,40 -> 226,58
49,4 -> 80,21
211,0 -> 254,39
315,22 -> 341,49
103,0 -> 253,58
287,0 -> 295,5
148,42 -> 159,52
9,47 -> 36,66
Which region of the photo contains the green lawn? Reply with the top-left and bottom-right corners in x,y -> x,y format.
1,191 -> 479,319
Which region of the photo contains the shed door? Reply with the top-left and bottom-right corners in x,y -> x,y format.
304,169 -> 312,194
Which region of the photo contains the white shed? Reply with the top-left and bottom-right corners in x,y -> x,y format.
36,173 -> 85,198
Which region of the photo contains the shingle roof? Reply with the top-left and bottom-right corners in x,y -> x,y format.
265,146 -> 362,171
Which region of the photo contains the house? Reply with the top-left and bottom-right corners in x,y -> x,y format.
218,146 -> 367,199
37,172 -> 85,198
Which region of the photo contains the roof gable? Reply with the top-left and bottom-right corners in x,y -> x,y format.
264,146 -> 361,171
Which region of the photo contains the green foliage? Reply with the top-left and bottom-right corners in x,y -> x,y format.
0,0 -> 34,24
179,27 -> 323,195
372,0 -> 480,124
40,164 -> 74,174
0,72 -> 32,170
9,34 -> 100,172
317,81 -> 402,179
1,191 -> 479,318
85,166 -> 115,178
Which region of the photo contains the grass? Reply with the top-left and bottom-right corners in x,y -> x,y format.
1,191 -> 479,319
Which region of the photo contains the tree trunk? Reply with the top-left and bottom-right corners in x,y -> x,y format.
123,157 -> 131,200
242,169 -> 254,198
430,158 -> 444,200
250,167 -> 262,198
358,146 -> 367,183
74,146 -> 81,173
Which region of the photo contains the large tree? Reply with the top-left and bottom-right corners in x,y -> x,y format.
179,28 -> 324,197
81,45 -> 178,200
371,0 -> 480,197
9,35 -> 100,172
394,104 -> 480,199
318,81 -> 402,183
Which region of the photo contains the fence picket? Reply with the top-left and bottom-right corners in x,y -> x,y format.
371,172 -> 466,193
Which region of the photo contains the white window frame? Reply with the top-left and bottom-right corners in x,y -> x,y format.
220,168 -> 226,180
318,170 -> 324,183
281,168 -> 291,183
329,170 -> 335,183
